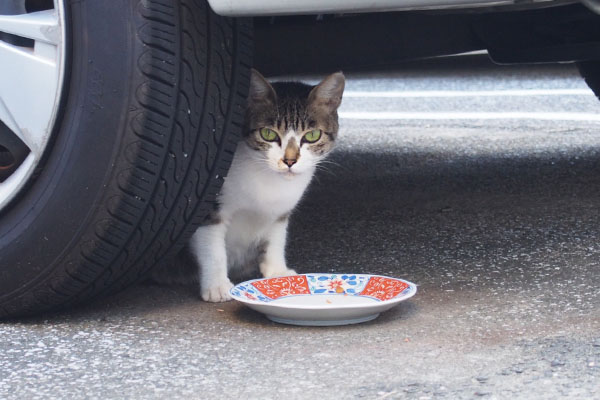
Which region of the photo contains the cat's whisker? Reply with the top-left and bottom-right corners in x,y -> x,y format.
245,159 -> 276,173
314,164 -> 338,178
319,161 -> 352,175
315,158 -> 344,173
317,157 -> 347,170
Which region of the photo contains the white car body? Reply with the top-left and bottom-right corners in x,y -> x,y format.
208,0 -> 574,16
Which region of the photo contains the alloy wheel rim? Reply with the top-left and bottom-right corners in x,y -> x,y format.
0,0 -> 66,212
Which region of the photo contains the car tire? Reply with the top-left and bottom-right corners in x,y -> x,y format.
0,0 -> 251,318
577,60 -> 600,100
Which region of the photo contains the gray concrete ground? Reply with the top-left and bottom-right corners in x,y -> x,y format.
2,56 -> 600,399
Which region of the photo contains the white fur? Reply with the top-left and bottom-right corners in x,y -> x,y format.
190,131 -> 323,302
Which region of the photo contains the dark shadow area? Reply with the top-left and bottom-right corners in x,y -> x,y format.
11,138 -> 599,325
7,56 -> 600,323
287,146 -> 600,301
4,283 -> 200,325
274,53 -> 580,81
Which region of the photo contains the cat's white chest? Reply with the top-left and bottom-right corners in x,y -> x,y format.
241,174 -> 306,216
217,143 -> 313,268
220,144 -> 313,219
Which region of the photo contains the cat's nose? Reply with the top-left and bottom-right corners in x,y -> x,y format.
283,158 -> 297,167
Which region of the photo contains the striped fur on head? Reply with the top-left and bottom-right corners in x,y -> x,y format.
244,69 -> 345,174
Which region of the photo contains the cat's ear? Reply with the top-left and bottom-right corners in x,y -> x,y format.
308,72 -> 345,112
249,69 -> 277,106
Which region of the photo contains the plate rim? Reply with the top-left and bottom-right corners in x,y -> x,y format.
230,273 -> 417,310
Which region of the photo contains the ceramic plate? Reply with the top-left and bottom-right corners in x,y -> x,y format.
230,273 -> 417,326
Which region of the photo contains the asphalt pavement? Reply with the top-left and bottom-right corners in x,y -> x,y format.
2,55 -> 600,399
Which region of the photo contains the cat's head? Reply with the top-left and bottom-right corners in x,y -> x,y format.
244,69 -> 345,176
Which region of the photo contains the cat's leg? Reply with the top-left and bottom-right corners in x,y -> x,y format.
260,218 -> 297,278
190,223 -> 233,302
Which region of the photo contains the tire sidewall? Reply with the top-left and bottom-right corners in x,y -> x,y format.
0,0 -> 135,297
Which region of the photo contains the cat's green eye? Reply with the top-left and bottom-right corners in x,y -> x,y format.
259,128 -> 278,142
303,129 -> 322,143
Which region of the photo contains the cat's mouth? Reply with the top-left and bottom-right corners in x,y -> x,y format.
277,167 -> 301,178
273,161 -> 300,176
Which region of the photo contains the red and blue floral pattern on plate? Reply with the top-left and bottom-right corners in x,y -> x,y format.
230,282 -> 273,302
230,274 -> 413,302
307,274 -> 370,295
359,276 -> 410,301
252,276 -> 310,300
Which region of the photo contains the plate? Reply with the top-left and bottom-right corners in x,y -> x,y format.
230,273 -> 417,326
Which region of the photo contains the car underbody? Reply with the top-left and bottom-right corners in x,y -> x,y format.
251,3 -> 600,76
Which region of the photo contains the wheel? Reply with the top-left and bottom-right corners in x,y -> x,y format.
577,60 -> 600,100
0,0 -> 252,318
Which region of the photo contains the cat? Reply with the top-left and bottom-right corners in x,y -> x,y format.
171,69 -> 345,302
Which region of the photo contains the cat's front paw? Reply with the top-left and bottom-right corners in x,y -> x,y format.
201,280 -> 234,302
261,264 -> 297,278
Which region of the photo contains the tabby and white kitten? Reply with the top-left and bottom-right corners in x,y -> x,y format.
191,69 -> 345,302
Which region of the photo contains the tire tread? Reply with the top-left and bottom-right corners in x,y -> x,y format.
0,0 -> 251,317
